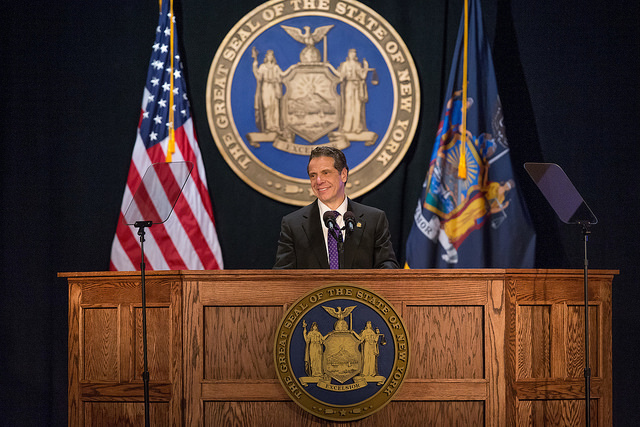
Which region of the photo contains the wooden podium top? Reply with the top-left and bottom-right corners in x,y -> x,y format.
59,268 -> 618,279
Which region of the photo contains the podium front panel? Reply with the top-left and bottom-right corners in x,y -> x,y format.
62,269 -> 614,426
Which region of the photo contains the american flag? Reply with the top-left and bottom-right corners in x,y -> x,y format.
110,0 -> 223,271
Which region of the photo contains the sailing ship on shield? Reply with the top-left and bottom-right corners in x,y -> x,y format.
247,24 -> 379,155
298,305 -> 386,391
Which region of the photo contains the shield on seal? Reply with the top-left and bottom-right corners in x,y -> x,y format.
322,331 -> 361,384
281,63 -> 341,143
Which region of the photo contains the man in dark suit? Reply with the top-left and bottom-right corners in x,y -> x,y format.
274,147 -> 399,269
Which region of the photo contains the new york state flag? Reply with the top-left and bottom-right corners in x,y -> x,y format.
405,0 -> 535,268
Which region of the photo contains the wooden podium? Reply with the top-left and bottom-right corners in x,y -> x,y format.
61,269 -> 615,426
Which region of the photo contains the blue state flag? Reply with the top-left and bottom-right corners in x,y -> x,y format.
405,0 -> 535,268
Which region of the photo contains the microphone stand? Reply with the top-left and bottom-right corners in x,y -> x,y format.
338,230 -> 345,269
339,218 -> 355,269
580,221 -> 591,427
134,220 -> 153,427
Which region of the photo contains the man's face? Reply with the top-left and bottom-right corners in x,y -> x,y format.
308,156 -> 347,209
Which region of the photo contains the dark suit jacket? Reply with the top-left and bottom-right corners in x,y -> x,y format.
273,199 -> 399,269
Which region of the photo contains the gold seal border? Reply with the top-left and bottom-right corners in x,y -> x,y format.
274,284 -> 410,421
206,0 -> 421,205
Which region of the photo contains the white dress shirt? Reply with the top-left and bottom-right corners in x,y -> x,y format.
317,197 -> 348,261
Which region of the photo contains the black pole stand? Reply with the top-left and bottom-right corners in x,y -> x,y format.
135,220 -> 153,427
338,233 -> 344,269
581,222 -> 591,427
524,162 -> 597,427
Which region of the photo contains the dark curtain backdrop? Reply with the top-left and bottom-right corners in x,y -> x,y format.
2,0 -> 638,425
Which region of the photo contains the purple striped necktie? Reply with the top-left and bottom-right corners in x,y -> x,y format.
327,211 -> 341,269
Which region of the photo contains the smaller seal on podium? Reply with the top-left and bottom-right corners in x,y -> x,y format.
274,284 -> 409,421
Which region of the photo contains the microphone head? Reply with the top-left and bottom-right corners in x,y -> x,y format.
323,211 -> 337,228
344,211 -> 356,232
344,211 -> 356,223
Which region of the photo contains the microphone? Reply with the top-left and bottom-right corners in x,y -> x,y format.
344,211 -> 356,234
323,211 -> 338,230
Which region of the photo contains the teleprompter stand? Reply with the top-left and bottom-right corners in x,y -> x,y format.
123,161 -> 194,427
525,162 -> 598,427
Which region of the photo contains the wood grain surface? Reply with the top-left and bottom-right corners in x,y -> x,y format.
62,269 -> 615,426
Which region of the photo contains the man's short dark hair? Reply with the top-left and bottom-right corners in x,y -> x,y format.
307,147 -> 349,175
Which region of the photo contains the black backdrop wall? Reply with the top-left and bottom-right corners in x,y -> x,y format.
2,0 -> 638,425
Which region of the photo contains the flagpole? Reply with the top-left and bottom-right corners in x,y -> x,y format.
167,0 -> 176,162
458,0 -> 469,180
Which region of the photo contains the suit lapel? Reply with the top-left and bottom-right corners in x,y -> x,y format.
302,201 -> 330,268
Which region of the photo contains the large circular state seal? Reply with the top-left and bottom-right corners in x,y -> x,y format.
206,0 -> 420,205
274,284 -> 409,421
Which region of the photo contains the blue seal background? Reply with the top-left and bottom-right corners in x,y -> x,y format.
231,16 -> 394,180
289,299 -> 396,406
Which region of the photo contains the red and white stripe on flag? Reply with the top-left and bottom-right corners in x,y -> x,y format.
110,117 -> 223,271
109,3 -> 222,271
